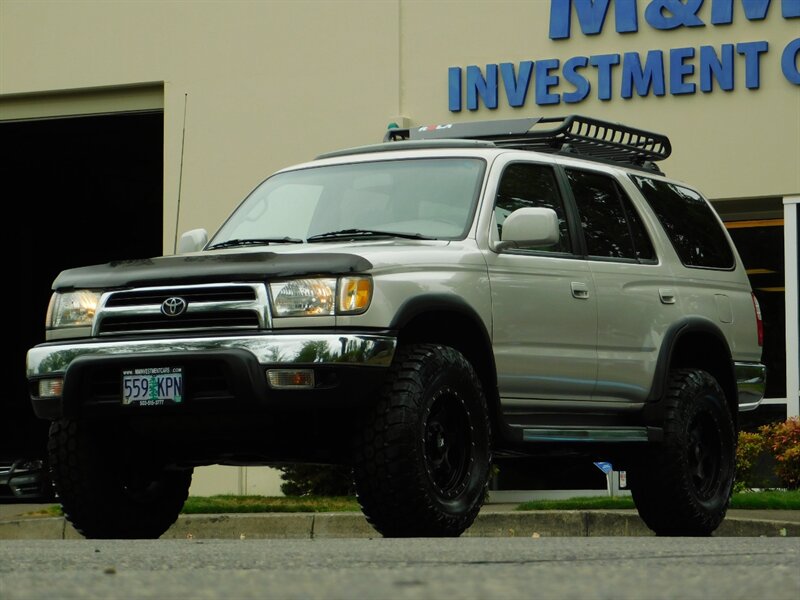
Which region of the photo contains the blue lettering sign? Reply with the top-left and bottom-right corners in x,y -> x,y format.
736,40 -> 769,88
645,0 -> 705,30
466,64 -> 498,110
711,0 -> 800,24
699,44 -> 735,91
621,50 -> 666,97
500,61 -> 534,107
552,0 -> 798,40
590,53 -> 621,100
549,0 -> 638,39
670,47 -> 696,94
782,37 -> 800,84
535,59 -> 562,104
563,56 -> 592,102
448,67 -> 462,112
445,1 -> 796,110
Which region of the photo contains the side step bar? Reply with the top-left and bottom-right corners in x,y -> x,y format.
522,427 -> 662,443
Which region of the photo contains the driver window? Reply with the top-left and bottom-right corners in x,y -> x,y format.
495,163 -> 571,253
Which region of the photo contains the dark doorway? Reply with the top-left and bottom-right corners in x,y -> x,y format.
2,111 -> 163,459
725,219 -> 788,430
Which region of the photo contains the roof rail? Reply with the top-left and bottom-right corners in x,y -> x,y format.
384,115 -> 671,172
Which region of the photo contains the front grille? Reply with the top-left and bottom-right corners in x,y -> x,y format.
105,286 -> 256,307
100,311 -> 260,333
95,283 -> 269,335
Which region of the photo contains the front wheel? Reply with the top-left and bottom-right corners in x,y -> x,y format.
48,418 -> 193,539
352,344 -> 491,537
629,369 -> 736,536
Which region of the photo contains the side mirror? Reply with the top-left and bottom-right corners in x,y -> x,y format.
177,228 -> 208,254
494,207 -> 560,251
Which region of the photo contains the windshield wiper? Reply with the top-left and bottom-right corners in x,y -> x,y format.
306,229 -> 431,242
207,237 -> 303,250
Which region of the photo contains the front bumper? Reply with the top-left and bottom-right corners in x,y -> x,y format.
26,332 -> 397,419
735,361 -> 767,412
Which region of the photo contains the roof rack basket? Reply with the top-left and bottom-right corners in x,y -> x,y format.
385,115 -> 671,171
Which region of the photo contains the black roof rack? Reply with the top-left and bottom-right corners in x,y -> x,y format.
383,115 -> 671,173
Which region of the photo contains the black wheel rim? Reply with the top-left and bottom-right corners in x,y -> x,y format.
424,388 -> 473,499
687,411 -> 722,500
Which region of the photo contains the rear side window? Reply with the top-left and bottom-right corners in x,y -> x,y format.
566,169 -> 656,262
631,176 -> 734,269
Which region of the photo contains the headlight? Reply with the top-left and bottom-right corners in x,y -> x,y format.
271,278 -> 337,317
47,290 -> 101,328
270,276 -> 372,317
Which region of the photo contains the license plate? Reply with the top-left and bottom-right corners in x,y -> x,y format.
122,367 -> 183,406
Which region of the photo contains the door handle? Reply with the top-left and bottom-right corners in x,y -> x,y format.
659,288 -> 676,304
571,282 -> 590,299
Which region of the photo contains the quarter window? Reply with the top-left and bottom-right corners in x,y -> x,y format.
566,169 -> 656,262
631,176 -> 734,269
494,163 -> 571,253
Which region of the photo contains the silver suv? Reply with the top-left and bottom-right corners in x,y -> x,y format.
26,115 -> 765,539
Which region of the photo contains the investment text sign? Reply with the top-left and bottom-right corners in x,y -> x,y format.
448,0 -> 800,110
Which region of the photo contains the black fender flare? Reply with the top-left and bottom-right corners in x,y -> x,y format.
644,316 -> 735,423
389,293 -> 502,422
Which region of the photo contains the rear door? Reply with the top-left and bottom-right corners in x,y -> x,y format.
560,165 -> 677,403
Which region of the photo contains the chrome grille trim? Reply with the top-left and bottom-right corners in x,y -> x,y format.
94,283 -> 270,336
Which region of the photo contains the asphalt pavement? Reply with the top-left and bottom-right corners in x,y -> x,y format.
0,501 -> 798,540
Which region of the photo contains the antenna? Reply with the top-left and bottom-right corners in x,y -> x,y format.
173,93 -> 188,254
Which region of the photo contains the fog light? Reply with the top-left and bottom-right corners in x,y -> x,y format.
38,378 -> 63,398
266,369 -> 315,389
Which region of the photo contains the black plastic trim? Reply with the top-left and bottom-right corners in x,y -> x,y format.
52,251 -> 373,291
643,317 -> 734,422
389,294 -> 487,334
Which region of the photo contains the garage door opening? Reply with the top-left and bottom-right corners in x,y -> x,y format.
2,110 -> 163,458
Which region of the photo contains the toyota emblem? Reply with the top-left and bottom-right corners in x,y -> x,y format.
161,297 -> 188,317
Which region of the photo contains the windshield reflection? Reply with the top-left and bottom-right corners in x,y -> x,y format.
209,158 -> 486,246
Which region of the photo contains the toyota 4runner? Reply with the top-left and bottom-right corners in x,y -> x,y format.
26,115 -> 766,538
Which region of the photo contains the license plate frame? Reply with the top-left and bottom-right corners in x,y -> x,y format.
121,367 -> 183,406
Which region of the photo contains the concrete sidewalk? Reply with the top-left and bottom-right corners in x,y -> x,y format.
1,503 -> 798,540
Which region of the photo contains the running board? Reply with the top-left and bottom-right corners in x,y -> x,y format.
522,427 -> 657,443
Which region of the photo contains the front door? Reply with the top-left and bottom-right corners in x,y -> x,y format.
484,159 -> 597,408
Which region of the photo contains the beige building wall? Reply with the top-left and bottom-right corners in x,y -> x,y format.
1,0 -> 403,250
187,465 -> 284,497
2,1 -> 797,239
2,0 -> 798,495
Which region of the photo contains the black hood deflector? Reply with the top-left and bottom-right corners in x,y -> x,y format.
52,251 -> 373,291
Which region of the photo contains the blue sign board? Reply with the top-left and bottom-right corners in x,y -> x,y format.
594,461 -> 614,475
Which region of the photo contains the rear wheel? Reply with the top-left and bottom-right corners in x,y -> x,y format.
352,344 -> 491,537
48,418 -> 192,539
629,369 -> 736,536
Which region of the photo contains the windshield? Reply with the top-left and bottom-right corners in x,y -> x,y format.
209,157 -> 486,246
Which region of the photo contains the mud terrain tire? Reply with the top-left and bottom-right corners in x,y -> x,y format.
352,344 -> 491,537
48,418 -> 193,539
629,369 -> 736,536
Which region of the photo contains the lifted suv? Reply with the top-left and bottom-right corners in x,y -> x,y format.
27,115 -> 765,538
